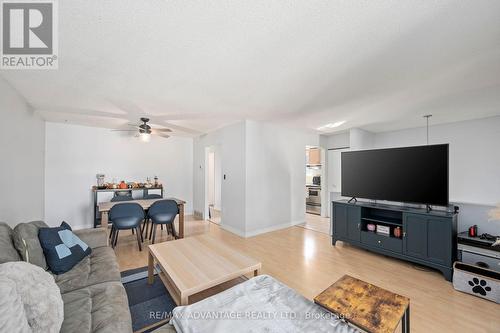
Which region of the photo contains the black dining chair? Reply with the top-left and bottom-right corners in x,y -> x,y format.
111,195 -> 134,202
143,194 -> 162,200
109,195 -> 135,239
109,202 -> 145,250
141,194 -> 164,237
147,199 -> 179,244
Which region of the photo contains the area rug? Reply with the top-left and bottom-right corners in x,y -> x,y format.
122,266 -> 176,333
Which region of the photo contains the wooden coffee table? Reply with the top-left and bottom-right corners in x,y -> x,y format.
314,275 -> 410,333
148,234 -> 261,306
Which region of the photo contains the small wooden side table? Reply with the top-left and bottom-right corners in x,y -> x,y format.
314,275 -> 410,333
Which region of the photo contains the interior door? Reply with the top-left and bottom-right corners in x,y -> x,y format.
403,213 -> 428,259
327,150 -> 342,194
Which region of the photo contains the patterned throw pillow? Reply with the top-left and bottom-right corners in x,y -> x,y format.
38,222 -> 92,275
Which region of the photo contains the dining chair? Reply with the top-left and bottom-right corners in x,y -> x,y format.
109,202 -> 145,250
141,194 -> 163,237
147,199 -> 179,244
109,195 -> 135,238
110,195 -> 134,202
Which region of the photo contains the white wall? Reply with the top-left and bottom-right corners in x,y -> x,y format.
0,78 -> 45,227
349,128 -> 374,150
245,121 -> 318,236
321,131 -> 350,150
45,122 -> 193,229
372,116 -> 500,233
193,120 -> 320,237
373,117 -> 500,206
193,121 -> 247,235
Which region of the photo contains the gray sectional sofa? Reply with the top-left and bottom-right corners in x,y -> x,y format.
0,221 -> 132,333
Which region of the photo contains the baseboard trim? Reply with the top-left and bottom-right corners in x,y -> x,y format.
220,221 -> 304,238
219,224 -> 246,238
244,220 -> 304,238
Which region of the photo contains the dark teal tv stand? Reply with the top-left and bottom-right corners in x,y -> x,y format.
332,200 -> 458,281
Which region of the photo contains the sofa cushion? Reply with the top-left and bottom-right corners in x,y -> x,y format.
54,246 -> 121,294
39,222 -> 92,275
0,222 -> 21,263
60,281 -> 132,333
73,228 -> 108,249
12,221 -> 48,269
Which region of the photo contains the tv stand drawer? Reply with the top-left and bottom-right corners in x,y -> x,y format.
361,231 -> 402,253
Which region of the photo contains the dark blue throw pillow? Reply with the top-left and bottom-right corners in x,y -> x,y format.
38,222 -> 92,275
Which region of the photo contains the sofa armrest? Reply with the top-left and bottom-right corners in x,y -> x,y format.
73,228 -> 108,249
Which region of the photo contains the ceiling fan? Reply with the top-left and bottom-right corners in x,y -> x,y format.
113,117 -> 172,141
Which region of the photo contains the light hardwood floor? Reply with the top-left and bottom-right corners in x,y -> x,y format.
114,215 -> 500,333
297,213 -> 330,234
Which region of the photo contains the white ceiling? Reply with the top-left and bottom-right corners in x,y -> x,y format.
2,0 -> 500,135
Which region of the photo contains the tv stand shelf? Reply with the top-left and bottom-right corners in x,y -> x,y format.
332,200 -> 457,281
361,217 -> 402,226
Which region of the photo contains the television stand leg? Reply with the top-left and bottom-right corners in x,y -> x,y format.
348,197 -> 357,204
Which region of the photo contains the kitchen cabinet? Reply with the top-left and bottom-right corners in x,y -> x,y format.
307,148 -> 321,165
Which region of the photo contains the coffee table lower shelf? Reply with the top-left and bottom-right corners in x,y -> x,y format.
158,271 -> 183,305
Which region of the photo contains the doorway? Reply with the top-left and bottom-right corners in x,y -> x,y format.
300,146 -> 330,233
205,146 -> 222,224
305,146 -> 322,216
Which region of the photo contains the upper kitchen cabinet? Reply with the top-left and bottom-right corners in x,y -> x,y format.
307,148 -> 321,165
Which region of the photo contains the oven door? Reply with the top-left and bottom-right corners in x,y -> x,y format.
307,188 -> 321,204
306,203 -> 321,215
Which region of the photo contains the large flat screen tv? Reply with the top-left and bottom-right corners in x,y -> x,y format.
341,144 -> 449,206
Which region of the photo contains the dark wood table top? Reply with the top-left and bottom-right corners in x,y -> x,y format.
314,275 -> 409,333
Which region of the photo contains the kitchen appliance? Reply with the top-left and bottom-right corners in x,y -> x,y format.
312,176 -> 321,185
341,144 -> 449,206
306,185 -> 321,215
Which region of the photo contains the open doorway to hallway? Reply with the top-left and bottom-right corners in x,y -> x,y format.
205,146 -> 222,224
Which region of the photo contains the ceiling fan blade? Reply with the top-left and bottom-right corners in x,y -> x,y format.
153,133 -> 170,138
151,129 -> 172,135
111,129 -> 137,132
153,128 -> 172,132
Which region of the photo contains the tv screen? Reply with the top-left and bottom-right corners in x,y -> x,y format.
341,144 -> 449,206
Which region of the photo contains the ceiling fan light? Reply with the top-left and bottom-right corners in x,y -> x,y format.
140,132 -> 151,142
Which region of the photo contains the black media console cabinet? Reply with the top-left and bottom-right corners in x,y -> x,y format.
332,200 -> 457,281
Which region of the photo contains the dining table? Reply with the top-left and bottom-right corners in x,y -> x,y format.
98,197 -> 186,239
